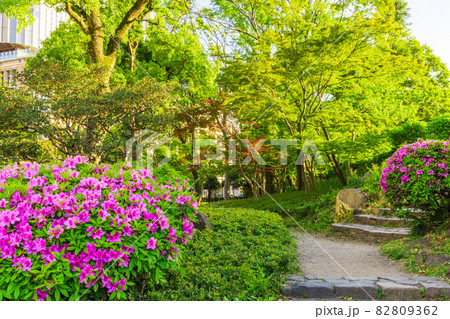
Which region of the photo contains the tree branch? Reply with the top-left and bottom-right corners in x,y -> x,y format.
107,0 -> 153,56
65,2 -> 89,35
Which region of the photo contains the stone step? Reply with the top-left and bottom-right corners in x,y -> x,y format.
370,207 -> 424,218
331,223 -> 410,241
284,276 -> 450,301
354,214 -> 408,227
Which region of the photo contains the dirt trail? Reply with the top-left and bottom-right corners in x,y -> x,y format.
290,229 -> 414,277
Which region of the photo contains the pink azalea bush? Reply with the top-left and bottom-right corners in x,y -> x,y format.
380,140 -> 450,230
0,156 -> 198,300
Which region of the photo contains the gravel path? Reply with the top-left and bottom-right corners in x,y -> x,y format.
290,228 -> 414,277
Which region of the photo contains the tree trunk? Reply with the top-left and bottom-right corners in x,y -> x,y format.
191,169 -> 202,197
207,178 -> 212,203
65,1 -> 153,92
326,152 -> 347,186
321,126 -> 347,186
265,168 -> 276,194
223,171 -> 230,200
300,164 -> 310,194
306,160 -> 317,192
296,164 -> 304,191
127,40 -> 140,72
345,160 -> 351,180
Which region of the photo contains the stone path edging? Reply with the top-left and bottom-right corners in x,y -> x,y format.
284,276 -> 450,301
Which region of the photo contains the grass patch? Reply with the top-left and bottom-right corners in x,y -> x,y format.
142,207 -> 299,300
380,233 -> 450,280
211,179 -> 343,232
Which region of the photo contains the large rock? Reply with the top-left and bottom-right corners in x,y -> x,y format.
335,189 -> 368,221
193,213 -> 213,231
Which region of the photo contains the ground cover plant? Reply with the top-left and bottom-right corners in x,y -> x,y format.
144,207 -> 299,300
381,232 -> 450,281
0,156 -> 198,301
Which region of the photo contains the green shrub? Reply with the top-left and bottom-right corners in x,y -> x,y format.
426,116 -> 450,141
0,156 -> 197,301
381,141 -> 450,232
347,173 -> 363,189
361,164 -> 384,196
143,207 -> 299,300
389,121 -> 426,148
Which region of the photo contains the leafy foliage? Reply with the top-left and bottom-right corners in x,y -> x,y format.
143,207 -> 298,300
426,116 -> 450,141
389,122 -> 426,149
0,156 -> 197,301
0,62 -> 171,163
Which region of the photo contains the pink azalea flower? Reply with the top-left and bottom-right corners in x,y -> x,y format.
92,228 -> 105,240
0,198 -> 8,208
106,232 -> 122,243
34,289 -> 49,301
146,237 -> 157,249
64,218 -> 77,229
159,216 -> 170,230
122,224 -> 134,237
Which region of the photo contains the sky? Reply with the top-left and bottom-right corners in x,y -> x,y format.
407,0 -> 450,66
194,0 -> 450,66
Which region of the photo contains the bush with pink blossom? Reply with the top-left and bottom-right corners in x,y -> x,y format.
380,140 -> 450,231
0,156 -> 197,300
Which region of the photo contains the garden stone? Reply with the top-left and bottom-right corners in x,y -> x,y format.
283,285 -> 293,297
324,278 -> 351,285
320,276 -> 344,281
334,283 -> 378,300
295,282 -> 335,299
306,279 -> 327,284
346,276 -> 378,282
335,189 -> 368,220
193,213 -> 213,230
287,276 -> 305,282
421,282 -> 450,299
395,280 -> 421,286
380,276 -> 409,282
414,276 -> 440,282
349,281 -> 378,287
377,282 -> 421,300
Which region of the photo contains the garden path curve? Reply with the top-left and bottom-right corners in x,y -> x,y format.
285,229 -> 450,300
291,229 -> 408,277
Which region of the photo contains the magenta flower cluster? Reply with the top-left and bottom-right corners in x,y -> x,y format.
0,156 -> 197,301
380,140 -> 449,213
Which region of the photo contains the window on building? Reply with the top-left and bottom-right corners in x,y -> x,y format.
10,19 -> 17,43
